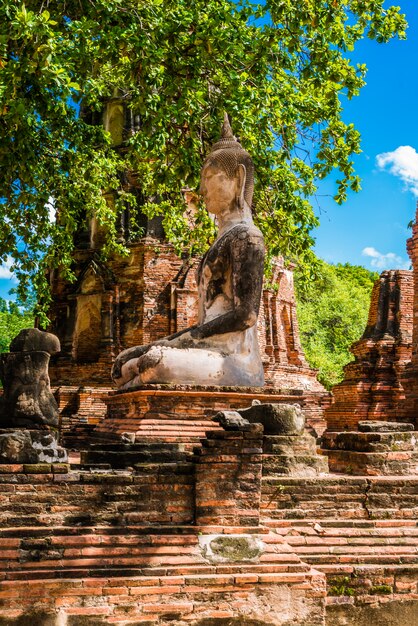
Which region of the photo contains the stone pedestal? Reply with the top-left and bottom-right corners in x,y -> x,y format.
91,384 -> 330,447
0,429 -> 68,464
321,422 -> 417,475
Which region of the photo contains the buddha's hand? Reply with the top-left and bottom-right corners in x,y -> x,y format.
111,345 -> 150,382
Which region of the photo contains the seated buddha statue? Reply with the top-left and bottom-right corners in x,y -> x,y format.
112,115 -> 266,389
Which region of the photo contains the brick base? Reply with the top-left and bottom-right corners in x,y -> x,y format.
321,430 -> 418,475
92,384 -> 331,445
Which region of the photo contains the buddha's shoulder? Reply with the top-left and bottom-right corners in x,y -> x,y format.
230,223 -> 264,245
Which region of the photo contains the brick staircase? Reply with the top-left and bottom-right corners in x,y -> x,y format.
0,524 -> 310,581
262,475 -> 418,601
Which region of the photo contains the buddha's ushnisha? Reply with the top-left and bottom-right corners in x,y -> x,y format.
112,114 -> 265,388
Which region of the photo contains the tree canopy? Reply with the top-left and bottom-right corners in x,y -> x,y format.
296,261 -> 378,389
0,1 -> 407,318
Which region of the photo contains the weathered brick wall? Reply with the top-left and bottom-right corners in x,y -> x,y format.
0,464 -> 416,624
48,241 -> 184,386
195,424 -> 263,527
0,576 -> 326,626
261,475 -> 418,522
0,424 -> 329,626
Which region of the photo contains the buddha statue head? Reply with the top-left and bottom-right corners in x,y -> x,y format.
201,114 -> 255,215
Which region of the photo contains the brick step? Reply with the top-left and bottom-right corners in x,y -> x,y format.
98,420 -> 220,429
262,454 -> 328,476
2,563 -> 310,581
271,519 -> 418,536
90,410 -> 223,445
320,563 -> 418,597
1,566 -> 314,583
322,430 -> 417,453
319,562 -> 418,576
263,508 -> 373,520
298,553 -> 418,565
323,449 -> 418,475
1,553 -> 308,578
0,524 -> 270,536
92,418 -> 221,445
287,535 -> 418,547
0,524 -> 308,577
4,553 -> 305,571
80,442 -> 196,467
291,542 -> 418,556
265,519 -> 418,568
266,519 -> 418,530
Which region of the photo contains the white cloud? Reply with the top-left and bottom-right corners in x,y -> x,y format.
46,196 -> 56,223
0,257 -> 17,280
362,246 -> 410,271
376,145 -> 418,196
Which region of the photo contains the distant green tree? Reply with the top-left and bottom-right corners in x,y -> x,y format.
0,298 -> 34,354
296,261 -> 378,390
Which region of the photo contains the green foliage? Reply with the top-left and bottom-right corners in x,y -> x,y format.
296,261 -> 378,389
0,298 -> 34,354
0,0 -> 407,318
328,576 -> 356,597
370,584 -> 393,595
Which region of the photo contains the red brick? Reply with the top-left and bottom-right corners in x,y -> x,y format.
142,602 -> 193,613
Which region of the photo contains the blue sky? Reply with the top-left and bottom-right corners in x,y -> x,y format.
1,1 -> 417,300
313,0 -> 418,272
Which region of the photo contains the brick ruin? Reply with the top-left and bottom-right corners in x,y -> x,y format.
324,269 -> 413,431
0,432 -> 417,625
321,205 -> 418,477
324,203 -> 418,433
1,102 -> 418,624
0,213 -> 415,624
47,233 -> 330,442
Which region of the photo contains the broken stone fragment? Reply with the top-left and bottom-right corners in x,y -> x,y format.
10,328 -> 60,355
213,410 -> 251,430
199,534 -> 264,564
238,402 -> 305,435
0,429 -> 67,464
358,421 -> 415,432
0,328 -> 61,429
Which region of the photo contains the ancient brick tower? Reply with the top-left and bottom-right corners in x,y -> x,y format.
325,269 -> 413,430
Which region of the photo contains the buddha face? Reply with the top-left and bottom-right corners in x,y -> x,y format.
200,164 -> 244,215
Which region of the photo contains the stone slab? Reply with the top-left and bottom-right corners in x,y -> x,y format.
322,431 -> 418,453
263,434 -> 318,455
262,453 -> 329,476
358,420 -> 415,432
323,449 -> 418,476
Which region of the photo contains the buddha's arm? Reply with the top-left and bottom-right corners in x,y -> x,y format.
111,325 -> 199,381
